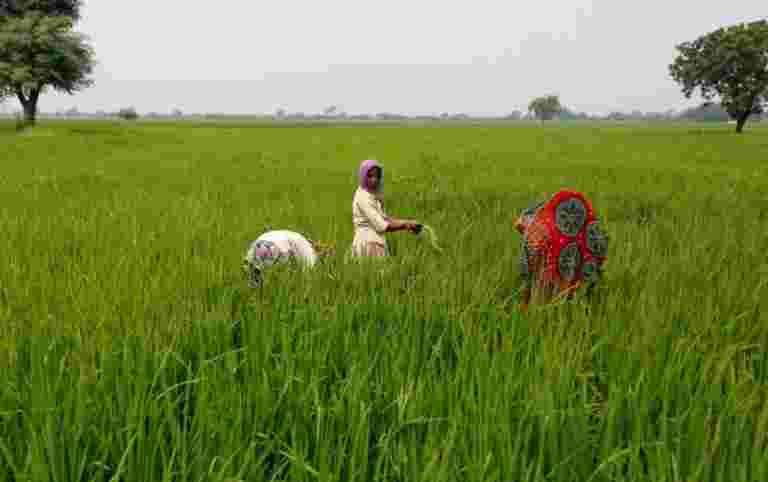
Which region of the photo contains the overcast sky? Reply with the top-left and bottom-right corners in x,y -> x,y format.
2,1 -> 764,116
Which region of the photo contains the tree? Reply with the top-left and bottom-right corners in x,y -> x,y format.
117,107 -> 138,120
669,20 -> 768,133
322,105 -> 338,117
0,4 -> 94,125
528,95 -> 562,121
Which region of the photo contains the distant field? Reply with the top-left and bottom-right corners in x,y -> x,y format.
1,120 -> 767,481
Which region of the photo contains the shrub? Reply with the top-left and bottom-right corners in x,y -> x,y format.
117,107 -> 139,120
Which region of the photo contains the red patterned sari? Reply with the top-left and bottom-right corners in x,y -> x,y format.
515,190 -> 608,311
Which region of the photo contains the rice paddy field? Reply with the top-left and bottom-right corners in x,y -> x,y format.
1,119 -> 768,481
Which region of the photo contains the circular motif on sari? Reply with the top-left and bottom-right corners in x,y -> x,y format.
558,243 -> 582,281
555,197 -> 587,237
586,221 -> 608,258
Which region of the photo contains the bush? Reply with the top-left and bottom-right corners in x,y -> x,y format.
117,107 -> 139,120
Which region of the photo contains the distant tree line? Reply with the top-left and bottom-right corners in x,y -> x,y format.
519,94 -> 750,122
1,6 -> 766,133
9,103 -> 764,123
677,103 -> 731,122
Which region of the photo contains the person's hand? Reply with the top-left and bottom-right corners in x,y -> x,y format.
408,222 -> 423,234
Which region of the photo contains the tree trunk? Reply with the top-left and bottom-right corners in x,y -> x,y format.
22,101 -> 37,125
735,113 -> 749,133
735,95 -> 758,134
16,87 -> 40,126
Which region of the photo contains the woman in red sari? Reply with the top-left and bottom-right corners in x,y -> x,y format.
515,190 -> 609,312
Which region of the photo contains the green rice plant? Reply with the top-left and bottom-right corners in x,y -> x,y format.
0,120 -> 767,481
416,224 -> 443,253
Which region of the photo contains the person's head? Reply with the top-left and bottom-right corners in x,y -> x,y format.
358,159 -> 383,193
515,199 -> 546,234
243,240 -> 280,287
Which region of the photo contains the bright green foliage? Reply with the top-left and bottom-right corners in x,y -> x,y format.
0,10 -> 94,124
670,20 -> 768,133
528,95 -> 562,121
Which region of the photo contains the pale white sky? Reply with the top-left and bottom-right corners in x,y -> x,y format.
3,1 -> 765,116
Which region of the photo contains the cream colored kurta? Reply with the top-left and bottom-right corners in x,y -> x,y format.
245,230 -> 318,268
351,187 -> 390,256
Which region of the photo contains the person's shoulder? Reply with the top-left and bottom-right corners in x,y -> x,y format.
284,230 -> 311,243
267,229 -> 305,239
353,187 -> 371,202
357,187 -> 381,200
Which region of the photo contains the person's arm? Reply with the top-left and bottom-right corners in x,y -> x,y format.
385,218 -> 421,233
378,199 -> 419,233
358,196 -> 420,234
357,196 -> 390,234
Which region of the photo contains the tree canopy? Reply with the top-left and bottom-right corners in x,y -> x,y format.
0,0 -> 81,21
0,9 -> 94,124
669,20 -> 768,133
528,95 -> 562,121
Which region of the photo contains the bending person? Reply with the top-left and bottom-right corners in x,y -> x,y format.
515,189 -> 609,312
351,159 -> 421,258
243,230 -> 332,287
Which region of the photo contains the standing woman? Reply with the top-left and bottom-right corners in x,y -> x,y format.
351,159 -> 421,258
515,189 -> 609,312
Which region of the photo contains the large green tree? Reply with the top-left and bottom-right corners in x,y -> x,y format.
0,0 -> 93,125
0,0 -> 82,19
528,95 -> 562,121
669,20 -> 768,133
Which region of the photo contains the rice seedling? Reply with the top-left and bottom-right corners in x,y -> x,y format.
416,224 -> 443,253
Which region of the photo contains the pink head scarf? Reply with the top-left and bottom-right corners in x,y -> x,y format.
358,159 -> 383,194
251,240 -> 280,267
